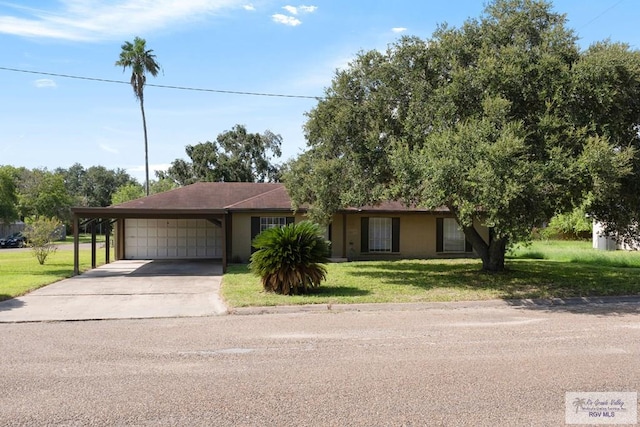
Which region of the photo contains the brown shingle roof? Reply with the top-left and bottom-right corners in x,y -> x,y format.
110,182 -> 285,211
224,185 -> 295,210
99,182 -> 447,213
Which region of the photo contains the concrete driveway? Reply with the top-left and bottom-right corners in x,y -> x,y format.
0,260 -> 227,322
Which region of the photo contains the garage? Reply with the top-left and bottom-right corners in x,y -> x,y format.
124,218 -> 223,260
71,182 -> 295,274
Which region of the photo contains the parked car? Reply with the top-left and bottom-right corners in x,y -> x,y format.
0,232 -> 26,248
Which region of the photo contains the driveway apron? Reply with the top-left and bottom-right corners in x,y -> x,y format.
0,260 -> 227,322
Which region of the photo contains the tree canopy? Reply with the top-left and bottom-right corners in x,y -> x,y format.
17,168 -> 74,221
158,124 -> 283,185
0,164 -> 142,227
111,182 -> 145,205
285,0 -> 640,272
0,166 -> 18,224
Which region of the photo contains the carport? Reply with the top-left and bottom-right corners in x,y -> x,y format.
71,207 -> 230,276
70,182 -> 302,276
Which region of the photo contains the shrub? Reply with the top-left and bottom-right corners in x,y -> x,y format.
249,221 -> 330,295
23,217 -> 62,265
540,206 -> 592,240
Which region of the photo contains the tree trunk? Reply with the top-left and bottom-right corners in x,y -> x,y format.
462,224 -> 507,273
484,236 -> 507,272
139,96 -> 150,196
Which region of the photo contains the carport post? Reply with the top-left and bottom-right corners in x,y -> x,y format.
105,221 -> 111,264
222,215 -> 227,273
91,220 -> 96,269
73,215 -> 80,276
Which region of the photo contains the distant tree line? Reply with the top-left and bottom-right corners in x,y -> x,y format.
0,164 -> 174,228
0,124 -> 284,230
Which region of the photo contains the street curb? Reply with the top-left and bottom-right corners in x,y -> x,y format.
227,295 -> 640,316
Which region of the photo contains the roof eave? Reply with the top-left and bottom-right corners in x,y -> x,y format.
71,207 -> 226,218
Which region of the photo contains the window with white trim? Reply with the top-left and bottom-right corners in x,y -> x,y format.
443,218 -> 466,252
369,217 -> 392,252
260,216 -> 287,232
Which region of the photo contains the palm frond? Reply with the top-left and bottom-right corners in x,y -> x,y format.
249,221 -> 330,295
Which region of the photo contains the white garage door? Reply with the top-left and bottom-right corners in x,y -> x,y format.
124,218 -> 222,260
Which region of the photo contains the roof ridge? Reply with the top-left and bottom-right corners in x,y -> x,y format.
111,181 -> 202,207
224,183 -> 285,209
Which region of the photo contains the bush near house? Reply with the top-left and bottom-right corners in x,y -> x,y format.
539,206 -> 592,240
249,221 -> 330,295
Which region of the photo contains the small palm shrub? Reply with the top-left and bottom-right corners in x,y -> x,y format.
249,221 -> 330,295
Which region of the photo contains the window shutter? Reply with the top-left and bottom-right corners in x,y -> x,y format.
392,217 -> 400,252
361,217 -> 369,253
436,218 -> 443,252
286,216 -> 295,225
250,217 -> 260,253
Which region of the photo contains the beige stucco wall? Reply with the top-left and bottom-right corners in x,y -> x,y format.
230,211 -> 490,262
334,213 -> 490,260
230,212 -> 308,263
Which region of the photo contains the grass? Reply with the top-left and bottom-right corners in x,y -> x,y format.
509,239 -> 640,268
0,246 -> 113,301
5,239 -> 639,308
61,234 -> 107,244
221,240 -> 640,308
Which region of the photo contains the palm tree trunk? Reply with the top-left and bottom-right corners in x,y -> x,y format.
139,96 -> 150,196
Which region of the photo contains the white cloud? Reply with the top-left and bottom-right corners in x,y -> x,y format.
282,5 -> 317,15
272,4 -> 315,26
272,14 -> 301,26
99,143 -> 119,154
243,4 -> 255,11
392,27 -> 407,33
34,79 -> 57,88
283,5 -> 298,15
298,5 -> 317,14
0,0 -> 248,42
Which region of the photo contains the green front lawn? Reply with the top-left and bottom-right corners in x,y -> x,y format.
222,240 -> 640,307
5,239 -> 639,308
61,234 -> 107,244
0,247 -> 113,301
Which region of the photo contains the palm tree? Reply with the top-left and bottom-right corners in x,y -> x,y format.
115,37 -> 161,196
249,221 -> 330,295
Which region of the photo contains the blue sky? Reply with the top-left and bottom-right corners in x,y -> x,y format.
0,0 -> 636,183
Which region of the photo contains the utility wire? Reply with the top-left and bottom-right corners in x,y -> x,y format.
0,66 -> 323,100
577,0 -> 624,31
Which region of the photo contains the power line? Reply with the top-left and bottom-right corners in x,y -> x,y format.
577,0 -> 624,31
0,66 -> 323,100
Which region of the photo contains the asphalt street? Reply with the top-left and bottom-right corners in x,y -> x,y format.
0,302 -> 638,426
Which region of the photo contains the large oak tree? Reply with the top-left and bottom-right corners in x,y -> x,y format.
285,0 -> 640,272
